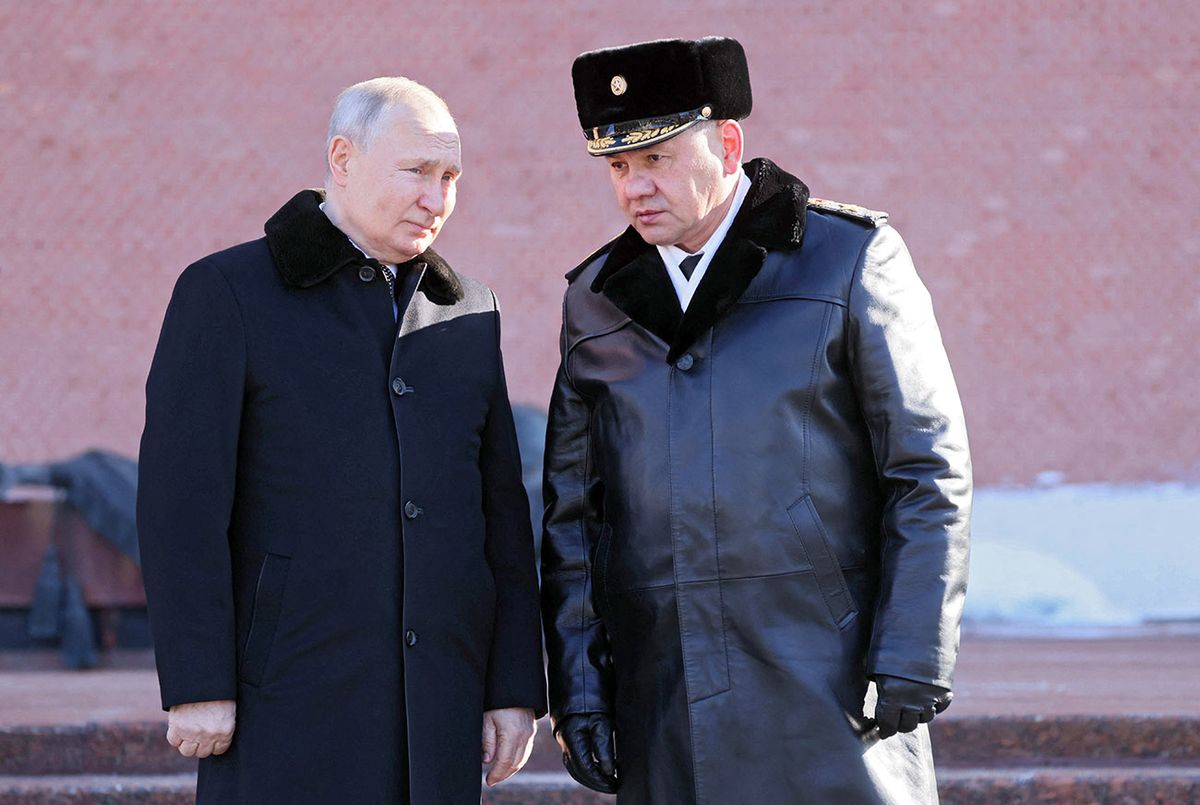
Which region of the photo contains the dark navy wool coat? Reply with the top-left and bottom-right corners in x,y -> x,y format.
138,190 -> 546,804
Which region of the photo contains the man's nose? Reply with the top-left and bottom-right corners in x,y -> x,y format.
418,177 -> 446,218
622,172 -> 655,201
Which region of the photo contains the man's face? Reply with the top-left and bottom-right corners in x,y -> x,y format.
605,125 -> 729,252
336,104 -> 461,263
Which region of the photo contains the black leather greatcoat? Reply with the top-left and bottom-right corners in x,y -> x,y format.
541,159 -> 971,804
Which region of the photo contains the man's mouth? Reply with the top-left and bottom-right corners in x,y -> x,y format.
634,210 -> 664,223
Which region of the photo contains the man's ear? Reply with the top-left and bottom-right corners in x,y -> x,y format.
719,120 -> 744,175
327,135 -> 354,187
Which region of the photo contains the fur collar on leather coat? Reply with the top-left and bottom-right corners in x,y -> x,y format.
575,157 -> 810,362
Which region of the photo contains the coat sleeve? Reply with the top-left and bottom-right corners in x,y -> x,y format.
480,293 -> 548,717
137,260 -> 244,710
847,225 -> 972,690
540,296 -> 613,725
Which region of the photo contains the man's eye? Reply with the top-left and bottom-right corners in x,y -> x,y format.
647,154 -> 663,162
406,167 -> 423,175
610,162 -> 626,171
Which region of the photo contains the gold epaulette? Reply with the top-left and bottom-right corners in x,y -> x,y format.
807,197 -> 889,227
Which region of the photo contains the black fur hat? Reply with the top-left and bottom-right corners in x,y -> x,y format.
572,36 -> 752,156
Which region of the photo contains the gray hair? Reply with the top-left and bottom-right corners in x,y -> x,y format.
326,76 -> 453,153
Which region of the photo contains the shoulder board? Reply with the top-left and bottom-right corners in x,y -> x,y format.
565,236 -> 619,283
807,197 -> 889,227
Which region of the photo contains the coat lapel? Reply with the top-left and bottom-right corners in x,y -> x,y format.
590,232 -> 681,346
671,236 -> 766,363
589,158 -> 810,363
397,264 -> 432,339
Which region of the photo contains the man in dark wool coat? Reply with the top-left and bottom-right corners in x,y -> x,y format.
138,77 -> 546,804
541,38 -> 972,804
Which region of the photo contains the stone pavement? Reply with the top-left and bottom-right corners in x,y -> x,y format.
945,625 -> 1200,717
1,628 -> 1199,803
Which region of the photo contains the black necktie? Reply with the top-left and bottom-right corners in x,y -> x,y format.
678,252 -> 704,280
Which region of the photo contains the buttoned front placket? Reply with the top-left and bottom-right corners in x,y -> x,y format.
665,329 -> 731,706
386,261 -> 429,657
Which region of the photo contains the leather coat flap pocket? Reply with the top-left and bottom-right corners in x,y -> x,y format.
786,496 -> 857,629
591,524 -> 613,617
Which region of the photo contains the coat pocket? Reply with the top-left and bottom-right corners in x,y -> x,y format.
786,496 -> 857,629
239,552 -> 290,687
590,524 -> 613,617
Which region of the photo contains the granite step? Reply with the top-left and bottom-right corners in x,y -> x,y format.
936,766 -> 1200,804
933,715 -> 1200,767
7,633 -> 1200,801
4,715 -> 1198,776
0,774 -> 194,805
2,768 -> 1200,805
0,724 -> 190,776
0,773 -> 603,805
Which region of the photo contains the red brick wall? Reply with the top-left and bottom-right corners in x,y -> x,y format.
1,1 -> 1196,485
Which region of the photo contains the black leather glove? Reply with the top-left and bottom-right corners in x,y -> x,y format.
873,674 -> 953,739
555,712 -> 618,794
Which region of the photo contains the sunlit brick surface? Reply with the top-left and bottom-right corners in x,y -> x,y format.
1,1 -> 1196,484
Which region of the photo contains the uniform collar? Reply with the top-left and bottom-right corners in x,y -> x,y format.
587,158 -> 810,362
263,189 -> 463,305
657,169 -> 752,312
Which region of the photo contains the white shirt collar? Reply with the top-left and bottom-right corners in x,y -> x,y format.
656,168 -> 752,312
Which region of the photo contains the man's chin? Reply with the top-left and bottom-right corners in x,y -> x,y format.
631,221 -> 675,246
389,237 -> 435,263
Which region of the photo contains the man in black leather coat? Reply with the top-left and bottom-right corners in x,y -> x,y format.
541,37 -> 971,804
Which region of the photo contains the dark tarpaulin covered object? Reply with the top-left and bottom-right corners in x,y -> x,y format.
1,449 -> 139,667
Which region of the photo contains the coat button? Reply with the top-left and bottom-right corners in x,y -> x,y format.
358,265 -> 376,282
405,630 -> 418,647
392,377 -> 408,396
404,500 -> 421,519
676,354 -> 695,371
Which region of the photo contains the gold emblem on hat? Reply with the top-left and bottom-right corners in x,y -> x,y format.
610,75 -> 627,96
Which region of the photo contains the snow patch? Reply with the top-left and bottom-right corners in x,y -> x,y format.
965,482 -> 1200,627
